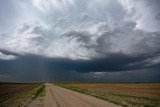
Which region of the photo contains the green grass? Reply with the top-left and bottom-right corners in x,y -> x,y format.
56,83 -> 160,107
32,84 -> 46,100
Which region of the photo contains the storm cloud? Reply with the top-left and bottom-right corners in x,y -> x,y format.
0,0 -> 160,82
0,49 -> 160,82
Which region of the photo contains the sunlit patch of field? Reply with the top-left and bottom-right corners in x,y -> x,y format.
57,83 -> 160,107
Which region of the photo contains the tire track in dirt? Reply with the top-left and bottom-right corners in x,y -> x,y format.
50,88 -> 61,107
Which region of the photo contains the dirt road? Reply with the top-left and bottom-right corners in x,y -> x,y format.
44,83 -> 119,107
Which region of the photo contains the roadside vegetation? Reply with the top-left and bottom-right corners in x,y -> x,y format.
32,84 -> 46,100
0,83 -> 46,107
56,83 -> 160,107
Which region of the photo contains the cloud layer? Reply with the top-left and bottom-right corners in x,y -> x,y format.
0,0 -> 160,82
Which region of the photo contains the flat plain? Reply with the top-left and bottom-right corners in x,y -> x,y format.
58,83 -> 160,107
1,83 -> 160,107
0,83 -> 44,107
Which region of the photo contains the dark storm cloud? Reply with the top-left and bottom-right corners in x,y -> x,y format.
0,0 -> 160,82
90,69 -> 160,82
0,49 -> 160,82
0,50 -> 147,73
156,13 -> 160,20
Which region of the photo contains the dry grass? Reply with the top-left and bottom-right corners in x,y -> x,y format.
69,83 -> 160,98
0,83 -> 43,107
58,83 -> 160,107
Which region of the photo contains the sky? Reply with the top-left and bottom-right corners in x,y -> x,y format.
0,0 -> 160,82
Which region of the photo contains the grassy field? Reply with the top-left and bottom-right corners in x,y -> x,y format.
57,83 -> 160,107
0,83 -> 45,107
